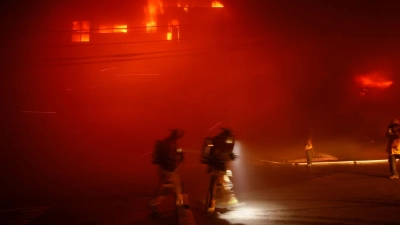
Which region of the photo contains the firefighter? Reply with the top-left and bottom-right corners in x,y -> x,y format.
202,128 -> 241,216
386,119 -> 400,179
304,128 -> 314,166
149,129 -> 185,214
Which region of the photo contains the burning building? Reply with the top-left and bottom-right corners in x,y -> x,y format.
45,0 -> 226,44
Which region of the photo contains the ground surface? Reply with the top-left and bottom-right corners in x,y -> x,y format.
1,156 -> 400,225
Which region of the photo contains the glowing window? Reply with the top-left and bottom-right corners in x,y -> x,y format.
167,32 -> 172,40
72,21 -> 90,42
99,25 -> 127,33
167,20 -> 180,41
114,25 -> 127,33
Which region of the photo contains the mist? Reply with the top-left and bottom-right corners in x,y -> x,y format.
1,0 -> 400,201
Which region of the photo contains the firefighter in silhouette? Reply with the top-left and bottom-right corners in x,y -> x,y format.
202,128 -> 242,216
386,119 -> 400,179
304,128 -> 314,166
149,129 -> 185,213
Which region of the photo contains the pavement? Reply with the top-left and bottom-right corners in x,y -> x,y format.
1,157 -> 400,225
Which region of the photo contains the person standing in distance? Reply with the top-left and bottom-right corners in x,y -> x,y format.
386,119 -> 400,179
304,128 -> 314,167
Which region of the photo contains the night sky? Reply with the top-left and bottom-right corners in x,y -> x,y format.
1,0 -> 400,199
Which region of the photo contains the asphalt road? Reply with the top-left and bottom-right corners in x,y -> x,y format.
1,157 -> 400,225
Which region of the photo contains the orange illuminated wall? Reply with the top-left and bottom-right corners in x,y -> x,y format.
72,21 -> 90,42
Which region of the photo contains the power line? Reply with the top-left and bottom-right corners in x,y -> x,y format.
23,31 -> 269,49
10,39 -> 270,68
27,21 -> 231,33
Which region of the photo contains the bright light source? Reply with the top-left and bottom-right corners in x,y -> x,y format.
114,25 -> 127,33
294,159 -> 388,166
212,1 -> 224,7
355,71 -> 393,88
233,140 -> 242,159
80,34 -> 90,42
167,32 -> 172,40
219,207 -> 257,219
145,0 -> 164,32
218,203 -> 283,220
146,21 -> 156,32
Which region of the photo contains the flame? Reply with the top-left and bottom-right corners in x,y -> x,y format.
145,0 -> 164,32
146,22 -> 156,32
355,71 -> 393,88
211,1 -> 224,7
167,20 -> 180,41
99,25 -> 127,33
114,25 -> 127,33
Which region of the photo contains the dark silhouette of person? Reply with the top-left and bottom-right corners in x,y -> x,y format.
304,128 -> 314,166
202,128 -> 241,216
150,129 -> 185,213
386,119 -> 400,179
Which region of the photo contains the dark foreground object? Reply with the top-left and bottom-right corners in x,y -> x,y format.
1,162 -> 400,225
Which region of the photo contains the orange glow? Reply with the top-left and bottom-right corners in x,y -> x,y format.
355,71 -> 393,88
82,21 -> 90,31
146,21 -> 157,32
72,34 -> 81,42
211,1 -> 224,7
167,20 -> 180,41
178,3 -> 189,12
80,34 -> 90,42
72,21 -> 81,41
145,0 -> 164,32
114,25 -> 127,33
295,159 -> 387,166
98,25 -> 127,33
72,21 -> 80,31
99,25 -> 113,33
171,20 -> 179,26
72,21 -> 90,42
